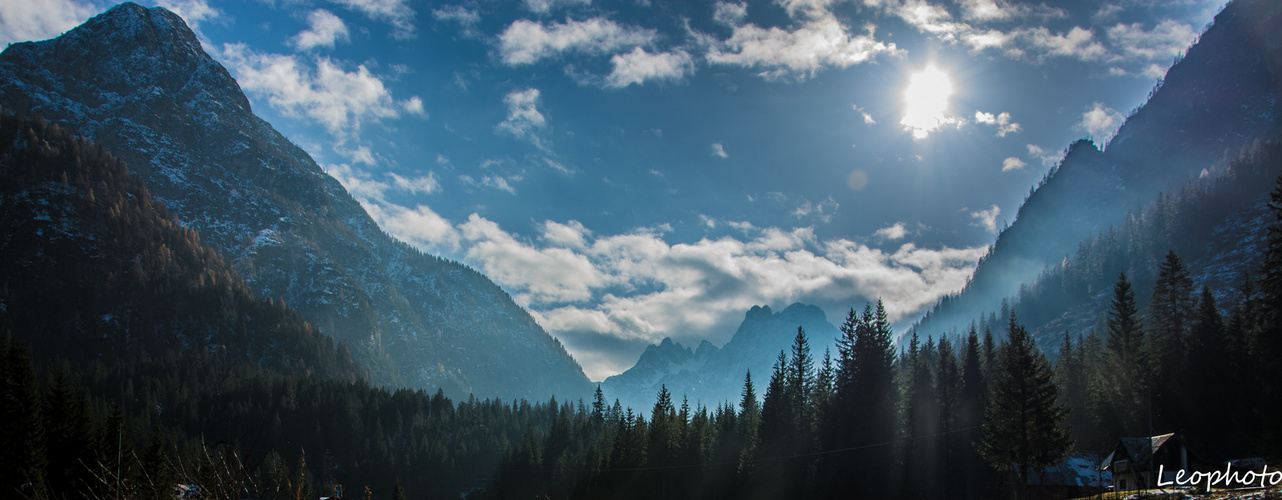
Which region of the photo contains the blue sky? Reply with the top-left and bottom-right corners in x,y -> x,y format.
4,0 -> 1225,380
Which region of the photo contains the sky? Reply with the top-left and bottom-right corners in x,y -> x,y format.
2,0 -> 1227,380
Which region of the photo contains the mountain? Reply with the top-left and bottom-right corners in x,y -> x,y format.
0,3 -> 592,401
911,0 -> 1282,340
602,303 -> 839,412
0,109 -> 360,380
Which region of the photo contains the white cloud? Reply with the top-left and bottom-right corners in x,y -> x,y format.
498,18 -> 657,66
853,104 -> 876,124
218,44 -> 423,140
776,0 -> 840,20
462,214 -> 604,304
542,220 -> 591,248
329,0 -> 415,39
970,204 -> 1001,233
496,88 -> 549,149
974,110 -> 1021,137
155,0 -> 219,27
348,201 -> 986,379
605,47 -> 695,88
0,0 -> 97,45
460,174 -> 521,194
706,15 -> 900,81
792,196 -> 839,223
711,142 -> 729,159
1105,20 -> 1196,76
713,1 -> 747,26
958,0 -> 1013,21
1077,102 -> 1124,144
524,0 -> 591,14
874,222 -> 908,241
432,5 -> 479,36
389,171 -> 440,195
291,9 -> 349,51
962,29 -> 1009,52
1001,157 -> 1025,172
455,215 -> 986,353
1026,144 -> 1061,167
325,162 -> 439,202
362,202 -> 461,252
1015,26 -> 1107,61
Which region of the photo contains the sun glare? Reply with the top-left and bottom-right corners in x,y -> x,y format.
900,64 -> 956,140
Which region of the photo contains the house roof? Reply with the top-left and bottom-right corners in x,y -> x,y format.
1102,433 -> 1176,471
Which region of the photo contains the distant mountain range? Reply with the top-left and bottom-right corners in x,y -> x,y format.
910,0 -> 1282,345
602,303 -> 840,412
0,3 -> 592,401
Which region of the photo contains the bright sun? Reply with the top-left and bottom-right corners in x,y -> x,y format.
900,64 -> 956,140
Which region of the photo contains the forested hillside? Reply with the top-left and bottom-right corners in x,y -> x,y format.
0,109 -> 357,378
0,2 -> 592,401
913,0 -> 1282,339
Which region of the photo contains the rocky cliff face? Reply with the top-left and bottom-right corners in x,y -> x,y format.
602,303 -> 839,411
0,3 -> 592,401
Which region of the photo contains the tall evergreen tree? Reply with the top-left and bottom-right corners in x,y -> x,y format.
1147,250 -> 1194,431
736,371 -> 760,482
1,341 -> 48,498
935,336 -> 961,494
1105,271 -> 1147,434
1186,285 -> 1232,456
978,313 -> 1072,500
959,325 -> 991,498
1260,172 -> 1282,453
822,301 -> 898,497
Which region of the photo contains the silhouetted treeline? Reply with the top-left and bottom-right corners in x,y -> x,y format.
2,111 -> 1282,499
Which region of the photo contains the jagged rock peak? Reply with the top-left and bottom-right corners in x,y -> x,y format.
745,304 -> 773,321
4,2 -> 250,113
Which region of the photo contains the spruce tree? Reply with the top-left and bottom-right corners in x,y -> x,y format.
1147,251 -> 1193,431
1105,271 -> 1147,434
1186,286 -> 1230,456
935,336 -> 961,494
736,371 -> 760,481
1261,172 -> 1282,453
1,341 -> 48,498
978,313 -> 1072,500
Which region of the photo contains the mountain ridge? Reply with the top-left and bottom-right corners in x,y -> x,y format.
602,302 -> 840,411
0,2 -> 593,401
911,0 -> 1282,341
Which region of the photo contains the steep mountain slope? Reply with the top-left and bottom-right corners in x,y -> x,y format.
913,0 -> 1282,339
602,303 -> 839,411
1017,139 -> 1280,348
0,3 -> 592,400
0,110 -> 360,379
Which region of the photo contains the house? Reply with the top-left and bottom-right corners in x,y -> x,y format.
1101,432 -> 1191,491
1027,451 -> 1113,498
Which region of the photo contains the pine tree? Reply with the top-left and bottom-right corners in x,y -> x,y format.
1105,271 -> 1147,434
935,336 -> 961,494
1147,251 -> 1193,431
1186,286 -> 1231,456
1,341 -> 48,498
786,327 -> 814,439
821,301 -> 897,497
959,325 -> 990,498
1261,172 -> 1282,453
736,371 -> 760,481
978,313 -> 1072,500
811,347 -> 835,425
592,385 -> 607,425
648,385 -> 678,469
